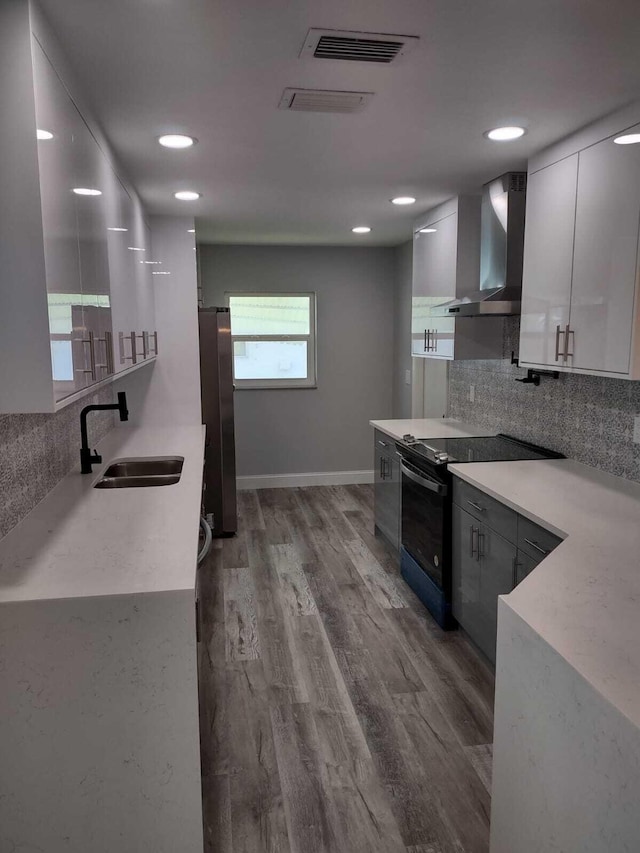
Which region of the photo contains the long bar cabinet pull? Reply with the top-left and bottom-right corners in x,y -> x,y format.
119,331 -> 138,365
564,325 -> 574,360
554,325 -> 565,362
78,331 -> 97,381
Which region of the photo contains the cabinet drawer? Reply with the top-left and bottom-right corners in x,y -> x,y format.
452,478 -> 517,543
374,430 -> 397,452
517,516 -> 562,563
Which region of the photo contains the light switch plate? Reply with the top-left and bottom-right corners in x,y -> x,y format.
469,384 -> 475,403
633,414 -> 640,444
405,369 -> 411,385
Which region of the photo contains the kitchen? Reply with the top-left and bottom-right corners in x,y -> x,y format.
1,1 -> 640,852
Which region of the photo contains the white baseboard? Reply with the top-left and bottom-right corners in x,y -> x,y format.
236,469 -> 374,490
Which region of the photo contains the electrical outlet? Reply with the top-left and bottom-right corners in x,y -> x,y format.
634,414 -> 640,444
405,369 -> 411,386
469,384 -> 475,403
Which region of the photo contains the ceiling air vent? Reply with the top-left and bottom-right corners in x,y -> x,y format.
278,88 -> 373,114
300,28 -> 419,64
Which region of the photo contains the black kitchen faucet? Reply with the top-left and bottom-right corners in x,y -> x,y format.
80,391 -> 129,474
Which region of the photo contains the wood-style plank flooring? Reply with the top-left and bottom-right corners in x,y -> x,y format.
198,484 -> 495,853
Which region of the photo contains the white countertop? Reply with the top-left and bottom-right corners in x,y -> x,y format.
450,458 -> 640,729
370,417 -> 493,442
0,424 -> 205,603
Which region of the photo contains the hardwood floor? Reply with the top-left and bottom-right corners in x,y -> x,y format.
198,484 -> 495,853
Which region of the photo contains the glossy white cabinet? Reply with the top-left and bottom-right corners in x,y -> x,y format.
519,155 -> 577,367
0,2 -> 156,413
412,196 -> 503,361
520,116 -> 640,379
570,129 -> 640,374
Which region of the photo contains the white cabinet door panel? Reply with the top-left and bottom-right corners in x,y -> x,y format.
519,155 -> 578,367
569,129 -> 640,374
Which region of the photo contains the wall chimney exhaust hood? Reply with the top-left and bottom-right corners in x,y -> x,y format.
434,172 -> 527,317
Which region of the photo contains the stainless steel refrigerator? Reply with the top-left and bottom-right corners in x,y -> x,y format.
198,307 -> 237,536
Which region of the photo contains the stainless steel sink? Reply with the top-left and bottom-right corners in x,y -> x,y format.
94,456 -> 184,489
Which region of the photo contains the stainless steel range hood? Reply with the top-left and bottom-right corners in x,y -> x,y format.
435,172 -> 527,317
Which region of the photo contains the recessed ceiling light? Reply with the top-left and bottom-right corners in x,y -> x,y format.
187,229 -> 196,233
128,246 -> 144,251
419,227 -> 437,233
152,271 -> 171,275
73,187 -> 102,196
140,260 -> 162,264
158,134 -> 197,149
391,196 -> 416,205
614,133 -> 640,145
37,129 -> 53,140
174,191 -> 201,201
485,126 -> 526,141
352,226 -> 372,234
108,227 -> 128,232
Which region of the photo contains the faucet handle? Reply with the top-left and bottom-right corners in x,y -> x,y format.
92,450 -> 102,464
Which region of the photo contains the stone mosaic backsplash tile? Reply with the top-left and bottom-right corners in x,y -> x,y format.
0,387 -> 115,541
449,317 -> 640,483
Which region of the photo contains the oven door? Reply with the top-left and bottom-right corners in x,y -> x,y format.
400,457 -> 448,591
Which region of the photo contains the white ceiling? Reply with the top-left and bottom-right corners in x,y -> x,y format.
39,0 -> 640,246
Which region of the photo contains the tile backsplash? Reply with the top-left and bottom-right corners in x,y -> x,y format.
449,317 -> 640,483
0,387 -> 115,540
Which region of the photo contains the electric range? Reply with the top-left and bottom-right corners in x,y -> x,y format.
394,433 -> 564,629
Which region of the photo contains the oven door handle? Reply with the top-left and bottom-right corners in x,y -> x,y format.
400,461 -> 448,495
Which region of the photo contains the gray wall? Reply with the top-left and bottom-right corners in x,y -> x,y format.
393,241 -> 413,419
449,317 -> 640,482
0,387 -> 115,540
199,244 -> 395,477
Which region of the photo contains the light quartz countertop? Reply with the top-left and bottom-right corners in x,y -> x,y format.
0,424 -> 205,603
370,417 -> 493,442
450,458 -> 640,730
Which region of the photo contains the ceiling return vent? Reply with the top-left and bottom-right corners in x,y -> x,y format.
300,28 -> 419,64
278,88 -> 373,114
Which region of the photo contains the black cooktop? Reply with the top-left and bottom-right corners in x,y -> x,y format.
399,433 -> 564,467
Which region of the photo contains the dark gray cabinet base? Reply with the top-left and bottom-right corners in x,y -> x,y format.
373,430 -> 401,552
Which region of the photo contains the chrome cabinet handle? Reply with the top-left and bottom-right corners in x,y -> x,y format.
150,331 -> 158,355
524,538 -> 549,556
78,331 -> 97,380
424,329 -> 430,352
467,500 -> 486,513
96,330 -> 115,375
432,329 -> 437,351
470,525 -> 478,558
377,440 -> 388,448
119,331 -> 138,365
564,325 -> 574,360
477,531 -> 485,560
137,331 -> 149,360
554,325 -> 565,362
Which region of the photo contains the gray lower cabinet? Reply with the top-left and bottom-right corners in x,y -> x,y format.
374,431 -> 401,552
452,505 -> 516,663
452,476 -> 563,665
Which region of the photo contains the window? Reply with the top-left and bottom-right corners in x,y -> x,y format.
228,293 -> 316,389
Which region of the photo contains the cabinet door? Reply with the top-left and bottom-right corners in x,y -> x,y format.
514,550 -> 538,585
105,172 -> 137,372
374,447 -> 401,550
569,128 -> 640,374
452,505 -> 482,639
412,213 -> 458,357
73,117 -> 113,385
31,39 -> 87,401
477,526 -> 517,664
519,155 -> 577,367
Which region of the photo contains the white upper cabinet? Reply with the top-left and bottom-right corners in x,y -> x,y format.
520,114 -> 640,379
412,197 -> 503,361
569,127 -> 640,374
0,1 -> 157,413
519,155 -> 577,367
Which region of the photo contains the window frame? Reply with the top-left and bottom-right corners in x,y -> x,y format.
227,291 -> 317,390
